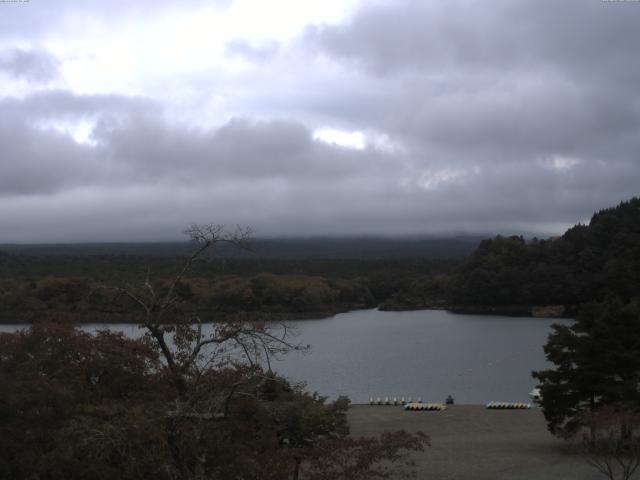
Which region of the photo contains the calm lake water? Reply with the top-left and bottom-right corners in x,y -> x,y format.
0,309 -> 571,404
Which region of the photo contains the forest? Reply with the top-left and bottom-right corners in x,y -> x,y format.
0,228 -> 430,479
2,199 -> 639,479
0,198 -> 638,322
0,245 -> 459,323
451,197 -> 640,313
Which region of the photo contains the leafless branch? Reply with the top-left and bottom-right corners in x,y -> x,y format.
579,407 -> 640,480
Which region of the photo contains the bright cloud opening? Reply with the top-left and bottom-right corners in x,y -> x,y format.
34,119 -> 98,146
313,128 -> 365,150
541,155 -> 582,170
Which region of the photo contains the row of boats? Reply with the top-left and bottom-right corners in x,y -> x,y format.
369,397 -> 422,405
404,402 -> 447,411
367,389 -> 542,410
485,401 -> 531,409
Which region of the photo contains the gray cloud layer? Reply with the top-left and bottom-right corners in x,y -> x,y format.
0,48 -> 60,82
0,0 -> 639,242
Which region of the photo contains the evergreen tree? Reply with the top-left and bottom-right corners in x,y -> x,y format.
532,300 -> 640,437
453,197 -> 640,308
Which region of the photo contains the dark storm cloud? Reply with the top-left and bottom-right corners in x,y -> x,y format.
0,91 -> 158,195
305,0 -> 640,142
0,124 -> 101,195
0,48 -> 60,82
0,90 -> 392,196
298,0 -> 640,212
96,115 -> 394,183
0,90 -> 158,121
0,89 -> 627,240
308,0 -> 640,81
1,0 -> 639,241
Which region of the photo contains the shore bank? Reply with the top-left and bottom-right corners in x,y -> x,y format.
0,304 -> 371,325
347,405 -> 601,480
381,303 -> 573,319
1,300 -> 577,324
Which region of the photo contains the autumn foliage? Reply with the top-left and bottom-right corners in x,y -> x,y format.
0,320 -> 428,480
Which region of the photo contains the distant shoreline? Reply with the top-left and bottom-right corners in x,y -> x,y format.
0,303 -> 573,325
0,304 -> 371,325
379,303 -> 572,319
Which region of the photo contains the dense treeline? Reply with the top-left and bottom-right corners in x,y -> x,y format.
0,321 -> 428,479
451,198 -> 640,311
2,199 -> 638,320
0,274 -> 372,322
0,235 -> 480,259
0,229 -> 430,479
0,236 -> 468,321
0,255 -> 457,321
0,251 -> 458,285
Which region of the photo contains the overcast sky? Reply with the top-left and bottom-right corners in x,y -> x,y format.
1,0 -> 638,242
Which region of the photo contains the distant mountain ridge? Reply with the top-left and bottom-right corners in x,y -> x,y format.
0,235 -> 484,260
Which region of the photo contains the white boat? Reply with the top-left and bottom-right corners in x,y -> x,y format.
529,388 -> 542,402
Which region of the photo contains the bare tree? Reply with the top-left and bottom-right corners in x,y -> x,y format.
0,225 -> 432,480
579,407 -> 640,480
108,225 -> 311,479
113,224 -> 302,397
103,225 -> 429,480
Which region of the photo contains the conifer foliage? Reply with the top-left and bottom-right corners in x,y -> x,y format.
533,300 -> 640,437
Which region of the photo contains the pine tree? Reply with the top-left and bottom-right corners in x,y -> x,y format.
533,300 -> 640,437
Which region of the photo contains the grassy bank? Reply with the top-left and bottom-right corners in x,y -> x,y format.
347,405 -> 602,480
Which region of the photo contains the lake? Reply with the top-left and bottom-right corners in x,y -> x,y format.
0,309 -> 570,404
